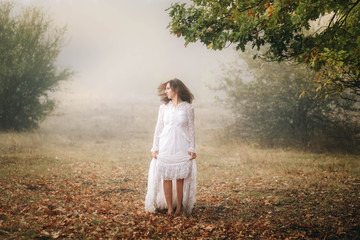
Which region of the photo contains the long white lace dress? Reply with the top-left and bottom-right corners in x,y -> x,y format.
145,100 -> 197,214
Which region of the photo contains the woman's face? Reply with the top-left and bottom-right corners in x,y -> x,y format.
165,83 -> 177,100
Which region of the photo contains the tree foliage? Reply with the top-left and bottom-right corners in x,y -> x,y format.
216,53 -> 360,151
0,2 -> 71,131
167,0 -> 360,96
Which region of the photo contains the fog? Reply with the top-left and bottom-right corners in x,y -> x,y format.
11,0 -> 239,142
21,0 -> 238,102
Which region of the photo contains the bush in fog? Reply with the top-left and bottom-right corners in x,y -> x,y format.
0,2 -> 71,131
217,54 -> 360,151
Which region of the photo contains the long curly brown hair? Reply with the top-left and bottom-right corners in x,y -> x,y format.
158,78 -> 194,104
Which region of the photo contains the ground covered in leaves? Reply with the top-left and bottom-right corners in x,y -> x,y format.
0,133 -> 359,239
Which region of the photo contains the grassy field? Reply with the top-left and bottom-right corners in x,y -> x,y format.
0,96 -> 359,239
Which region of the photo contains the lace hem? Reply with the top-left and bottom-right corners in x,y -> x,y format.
157,160 -> 192,180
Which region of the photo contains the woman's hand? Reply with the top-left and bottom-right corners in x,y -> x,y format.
152,150 -> 159,159
189,152 -> 197,160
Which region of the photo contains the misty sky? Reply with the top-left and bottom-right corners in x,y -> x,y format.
19,0 -> 238,101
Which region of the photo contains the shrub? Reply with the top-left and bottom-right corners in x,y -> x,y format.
217,54 -> 360,152
0,2 -> 72,130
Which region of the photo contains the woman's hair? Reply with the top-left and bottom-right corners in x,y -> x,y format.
158,78 -> 194,104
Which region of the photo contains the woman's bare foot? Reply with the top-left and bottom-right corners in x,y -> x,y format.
167,209 -> 173,215
174,208 -> 182,216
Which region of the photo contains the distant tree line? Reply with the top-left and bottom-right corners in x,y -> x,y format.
216,53 -> 360,152
0,2 -> 71,131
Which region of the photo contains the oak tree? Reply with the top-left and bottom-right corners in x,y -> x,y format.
167,0 -> 360,96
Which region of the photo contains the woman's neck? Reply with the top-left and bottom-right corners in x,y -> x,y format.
172,97 -> 182,107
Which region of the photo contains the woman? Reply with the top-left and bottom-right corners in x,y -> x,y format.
145,78 -> 197,215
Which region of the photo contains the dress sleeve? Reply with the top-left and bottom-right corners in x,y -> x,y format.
151,105 -> 164,152
187,105 -> 196,153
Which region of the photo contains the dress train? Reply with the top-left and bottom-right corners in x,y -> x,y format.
145,158 -> 197,214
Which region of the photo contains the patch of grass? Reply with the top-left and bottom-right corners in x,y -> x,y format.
22,229 -> 39,238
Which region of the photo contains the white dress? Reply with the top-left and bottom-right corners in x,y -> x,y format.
145,100 -> 197,214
